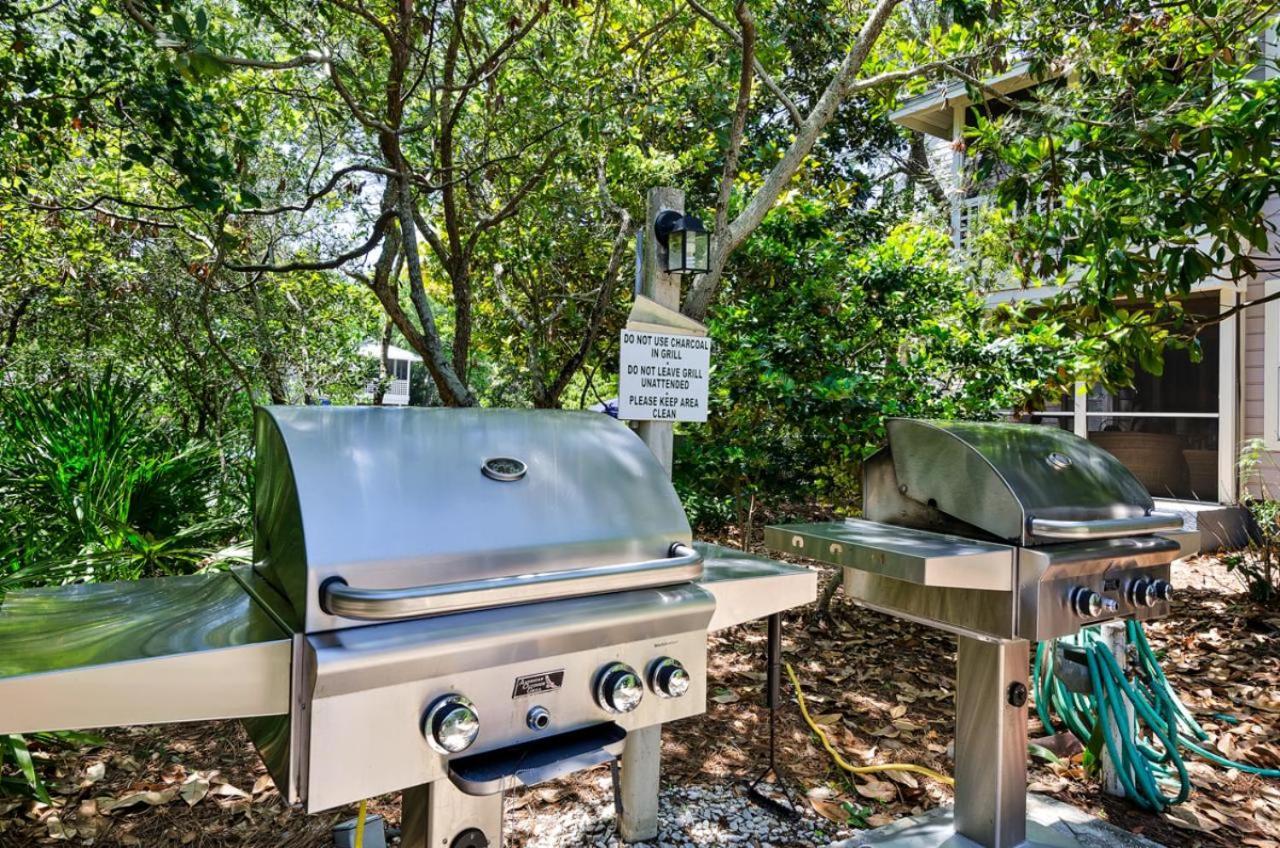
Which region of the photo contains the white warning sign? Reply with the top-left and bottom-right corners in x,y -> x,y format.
617,329 -> 711,422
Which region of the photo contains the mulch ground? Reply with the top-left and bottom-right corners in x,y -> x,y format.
1,549 -> 1277,848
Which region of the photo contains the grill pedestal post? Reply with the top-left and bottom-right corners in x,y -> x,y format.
955,636 -> 1029,848
619,185 -> 685,843
401,781 -> 503,848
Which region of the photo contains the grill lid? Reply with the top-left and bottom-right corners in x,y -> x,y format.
253,407 -> 694,632
879,419 -> 1163,545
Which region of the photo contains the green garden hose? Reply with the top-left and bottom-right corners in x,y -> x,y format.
1033,620 -> 1280,812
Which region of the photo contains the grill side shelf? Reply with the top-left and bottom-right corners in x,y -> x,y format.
0,569 -> 292,735
763,519 -> 1016,592
694,542 -> 818,632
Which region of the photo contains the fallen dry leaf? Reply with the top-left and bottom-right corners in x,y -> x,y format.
884,769 -> 918,789
98,787 -> 180,814
809,797 -> 849,823
710,690 -> 740,705
855,777 -> 897,803
180,772 -> 211,807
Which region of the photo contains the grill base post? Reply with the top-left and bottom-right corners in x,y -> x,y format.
401,781 -> 503,848
1099,621 -> 1134,799
955,636 -> 1028,848
618,724 -> 662,842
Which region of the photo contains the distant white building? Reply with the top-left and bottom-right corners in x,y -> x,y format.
357,342 -> 420,406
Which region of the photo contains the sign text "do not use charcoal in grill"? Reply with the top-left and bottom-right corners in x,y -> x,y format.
617,329 -> 712,422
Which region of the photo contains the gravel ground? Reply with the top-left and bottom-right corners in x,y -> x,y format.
506,772 -> 855,848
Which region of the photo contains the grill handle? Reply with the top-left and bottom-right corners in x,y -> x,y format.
1029,513 -> 1184,541
320,542 -> 702,622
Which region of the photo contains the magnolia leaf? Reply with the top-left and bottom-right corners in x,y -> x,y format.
98,787 -> 180,813
854,778 -> 897,803
710,689 -> 740,705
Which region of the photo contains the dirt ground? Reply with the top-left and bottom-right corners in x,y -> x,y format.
1,553 -> 1277,848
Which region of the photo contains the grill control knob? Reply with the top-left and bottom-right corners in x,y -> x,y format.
1127,578 -> 1158,608
1151,580 -> 1174,603
1071,587 -> 1103,618
648,658 -> 691,699
526,705 -> 551,731
595,662 -> 644,714
424,694 -> 480,754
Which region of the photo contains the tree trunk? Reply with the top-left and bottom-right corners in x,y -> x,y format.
374,319 -> 393,406
907,131 -> 948,207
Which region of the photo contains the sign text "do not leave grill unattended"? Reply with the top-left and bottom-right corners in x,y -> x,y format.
617,329 -> 712,422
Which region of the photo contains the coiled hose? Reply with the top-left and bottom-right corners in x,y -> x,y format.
1034,620 -> 1280,811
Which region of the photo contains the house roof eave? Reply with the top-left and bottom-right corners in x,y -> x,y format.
889,60 -> 1050,139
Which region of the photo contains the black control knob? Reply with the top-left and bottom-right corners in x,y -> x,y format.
451,828 -> 490,848
1151,579 -> 1174,603
1071,587 -> 1103,618
1127,578 -> 1158,608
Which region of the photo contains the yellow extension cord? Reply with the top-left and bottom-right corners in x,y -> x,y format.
785,662 -> 955,787
355,798 -> 367,848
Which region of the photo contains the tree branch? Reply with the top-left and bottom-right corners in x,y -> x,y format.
713,0 -> 756,241
224,211 -> 395,272
1190,287 -> 1280,328
238,164 -> 400,216
686,0 -> 802,127
683,0 -> 905,320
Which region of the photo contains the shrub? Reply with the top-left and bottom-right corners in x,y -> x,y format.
0,369 -> 249,593
1228,440 -> 1280,605
675,212 -> 1078,534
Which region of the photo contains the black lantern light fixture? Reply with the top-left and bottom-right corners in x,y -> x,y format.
654,209 -> 711,275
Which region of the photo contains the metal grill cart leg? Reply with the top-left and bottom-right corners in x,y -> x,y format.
954,637 -> 1029,848
856,636 -> 1086,848
619,725 -> 662,841
741,612 -> 801,819
1099,621 -> 1135,799
402,782 -> 503,848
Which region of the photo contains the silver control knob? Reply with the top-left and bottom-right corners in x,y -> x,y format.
595,662 -> 644,714
648,658 -> 691,699
526,705 -> 551,731
423,694 -> 480,754
1127,578 -> 1158,608
1151,580 -> 1174,603
1071,587 -> 1103,618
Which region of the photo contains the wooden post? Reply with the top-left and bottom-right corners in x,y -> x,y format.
618,186 -> 684,842
633,186 -> 683,474
1100,621 -> 1134,798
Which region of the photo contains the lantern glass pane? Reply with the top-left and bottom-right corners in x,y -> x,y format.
666,231 -> 685,273
691,231 -> 710,272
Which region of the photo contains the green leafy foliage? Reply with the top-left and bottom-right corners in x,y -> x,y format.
0,731 -> 105,802
675,204 -> 1082,530
967,0 -> 1280,365
1229,439 -> 1280,605
0,370 -> 249,593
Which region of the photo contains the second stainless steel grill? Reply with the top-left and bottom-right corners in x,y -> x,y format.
766,418 -> 1197,848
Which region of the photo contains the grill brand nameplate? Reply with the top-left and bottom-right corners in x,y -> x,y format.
512,670 -> 564,698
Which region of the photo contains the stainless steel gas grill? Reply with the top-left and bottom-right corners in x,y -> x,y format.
0,407 -> 815,848
765,419 -> 1196,848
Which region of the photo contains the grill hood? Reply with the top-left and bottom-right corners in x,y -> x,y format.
253,407 -> 694,632
867,419 -> 1164,546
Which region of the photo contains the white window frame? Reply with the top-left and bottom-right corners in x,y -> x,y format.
1265,280 -> 1280,450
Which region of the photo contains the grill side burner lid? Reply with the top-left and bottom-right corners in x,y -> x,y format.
253,407 -> 695,632
879,419 -> 1175,546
